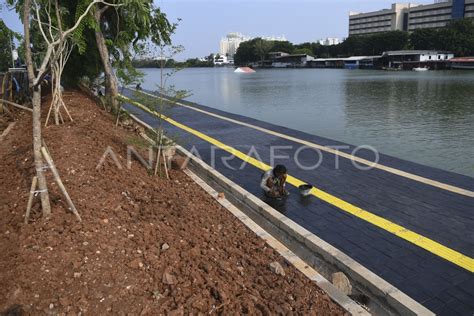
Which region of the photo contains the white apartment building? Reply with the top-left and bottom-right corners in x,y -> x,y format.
349,0 -> 474,36
219,33 -> 287,58
318,37 -> 342,45
261,35 -> 287,42
219,33 -> 250,59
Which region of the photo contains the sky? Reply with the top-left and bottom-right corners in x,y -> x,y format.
1,0 -> 434,60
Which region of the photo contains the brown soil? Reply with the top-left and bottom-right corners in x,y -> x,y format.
0,113 -> 13,133
0,91 -> 346,315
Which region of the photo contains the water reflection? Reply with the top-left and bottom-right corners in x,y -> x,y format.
141,68 -> 474,177
342,71 -> 474,175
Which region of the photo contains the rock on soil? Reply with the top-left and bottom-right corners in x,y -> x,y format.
162,271 -> 177,285
269,261 -> 286,276
0,91 -> 347,315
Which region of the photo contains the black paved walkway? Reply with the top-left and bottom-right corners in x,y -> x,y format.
122,88 -> 474,315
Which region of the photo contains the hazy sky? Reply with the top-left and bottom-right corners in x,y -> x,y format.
2,0 -> 434,60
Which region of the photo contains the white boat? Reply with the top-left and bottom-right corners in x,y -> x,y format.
413,66 -> 429,72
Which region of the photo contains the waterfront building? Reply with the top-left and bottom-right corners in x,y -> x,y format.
307,56 -> 380,69
381,50 -> 454,69
306,50 -> 453,69
343,56 -> 381,69
214,55 -> 233,66
349,0 -> 474,36
309,58 -> 345,68
382,50 -> 453,61
271,54 -> 315,68
268,52 -> 289,59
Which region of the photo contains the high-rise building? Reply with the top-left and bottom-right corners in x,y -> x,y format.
219,33 -> 250,59
348,0 -> 474,36
318,38 -> 342,46
260,35 -> 287,42
349,3 -> 411,36
408,0 -> 474,31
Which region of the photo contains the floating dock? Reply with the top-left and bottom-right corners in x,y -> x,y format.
121,88 -> 473,315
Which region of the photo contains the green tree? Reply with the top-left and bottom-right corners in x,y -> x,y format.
439,18 -> 474,56
235,38 -> 290,65
184,58 -> 213,67
409,28 -> 439,50
409,18 -> 474,56
234,39 -> 259,65
0,19 -> 20,71
254,38 -> 272,63
78,0 -> 174,111
339,31 -> 408,56
293,47 -> 314,56
270,40 -> 294,54
374,31 -> 409,54
62,35 -> 102,87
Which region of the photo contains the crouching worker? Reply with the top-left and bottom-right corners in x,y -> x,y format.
260,164 -> 289,198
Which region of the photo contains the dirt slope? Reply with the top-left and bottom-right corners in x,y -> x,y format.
0,91 -> 346,315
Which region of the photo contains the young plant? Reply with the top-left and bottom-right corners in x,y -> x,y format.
115,58 -> 144,126
133,40 -> 189,177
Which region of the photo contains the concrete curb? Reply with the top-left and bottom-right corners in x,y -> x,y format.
126,111 -> 434,316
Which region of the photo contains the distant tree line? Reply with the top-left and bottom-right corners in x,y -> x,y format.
234,18 -> 474,65
133,57 -> 214,68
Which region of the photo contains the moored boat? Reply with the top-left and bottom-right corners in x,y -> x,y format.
413,66 -> 429,72
382,67 -> 401,71
449,57 -> 474,70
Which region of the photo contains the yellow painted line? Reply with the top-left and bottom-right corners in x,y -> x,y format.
122,95 -> 474,273
134,90 -> 474,198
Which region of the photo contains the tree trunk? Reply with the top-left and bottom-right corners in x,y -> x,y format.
23,0 -> 52,217
32,86 -> 51,217
93,8 -> 118,111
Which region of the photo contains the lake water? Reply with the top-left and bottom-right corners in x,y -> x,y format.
140,67 -> 474,177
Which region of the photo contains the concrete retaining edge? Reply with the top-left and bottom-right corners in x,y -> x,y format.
125,111 -> 434,316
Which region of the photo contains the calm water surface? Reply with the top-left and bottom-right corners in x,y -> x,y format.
141,68 -> 474,177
